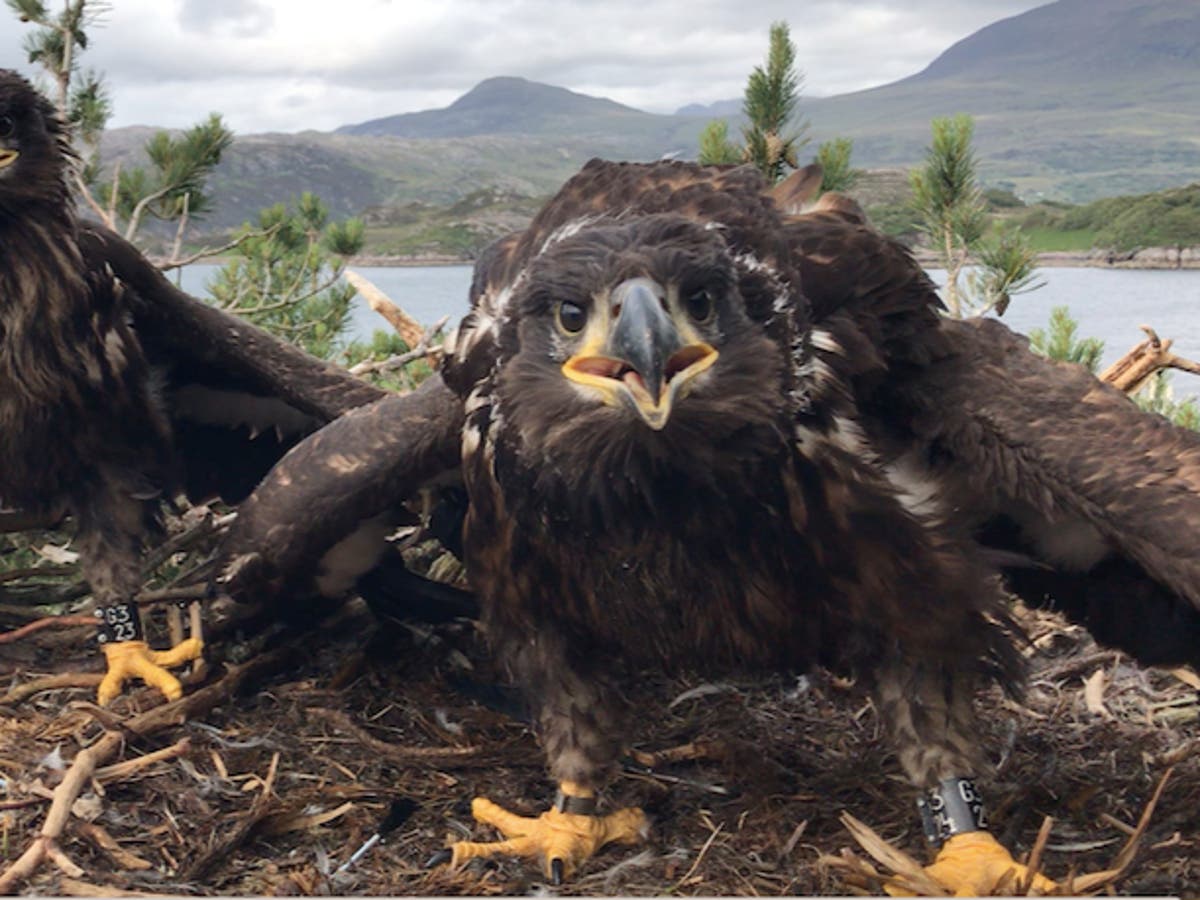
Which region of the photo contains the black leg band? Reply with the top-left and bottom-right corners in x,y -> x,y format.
917,777 -> 987,845
553,789 -> 598,816
95,601 -> 143,644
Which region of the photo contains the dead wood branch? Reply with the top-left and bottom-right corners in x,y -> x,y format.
1100,326 -> 1200,394
305,706 -> 479,761
0,631 -> 311,894
57,877 -> 192,897
180,752 -> 279,881
0,615 -> 94,644
93,738 -> 191,783
344,268 -> 425,347
2,673 -> 105,705
349,315 -> 450,377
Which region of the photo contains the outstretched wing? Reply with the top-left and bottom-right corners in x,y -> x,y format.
80,224 -> 387,504
891,316 -> 1200,664
216,375 -> 465,610
783,203 -> 1200,667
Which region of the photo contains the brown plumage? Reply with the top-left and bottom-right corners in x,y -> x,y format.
0,70 -> 463,693
220,157 -> 1200,884
1,70 -> 173,616
443,158 -> 1022,798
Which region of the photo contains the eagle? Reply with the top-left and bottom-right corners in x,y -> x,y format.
205,159 -> 1200,891
0,69 -> 464,705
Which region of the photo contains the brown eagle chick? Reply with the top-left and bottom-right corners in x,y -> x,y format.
0,70 -> 201,702
436,159 -> 1043,891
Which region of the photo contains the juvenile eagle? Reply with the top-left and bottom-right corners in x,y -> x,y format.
221,158 -> 1200,891
0,69 -> 451,703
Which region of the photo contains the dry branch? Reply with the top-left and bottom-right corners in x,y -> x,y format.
1100,325 -> 1200,394
344,268 -> 425,347
0,631 -> 314,894
180,752 -> 279,881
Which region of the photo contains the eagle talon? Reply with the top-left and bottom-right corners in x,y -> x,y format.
440,792 -> 647,882
886,831 -> 1058,896
97,637 -> 204,705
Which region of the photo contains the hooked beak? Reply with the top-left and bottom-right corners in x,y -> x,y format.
0,149 -> 18,170
562,278 -> 718,430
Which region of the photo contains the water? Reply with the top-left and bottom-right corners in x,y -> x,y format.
179,263 -> 1200,401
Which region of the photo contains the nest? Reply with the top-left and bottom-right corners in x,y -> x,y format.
2,584 -> 1199,896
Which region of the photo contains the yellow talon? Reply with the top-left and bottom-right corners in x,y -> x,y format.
97,638 -> 204,705
446,789 -> 647,882
887,831 -> 1058,896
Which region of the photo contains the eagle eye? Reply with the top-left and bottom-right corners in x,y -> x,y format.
684,289 -> 715,324
556,300 -> 587,334
0,114 -> 14,139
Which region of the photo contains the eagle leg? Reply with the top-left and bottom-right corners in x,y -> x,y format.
77,479 -> 204,706
874,656 -> 1057,895
445,785 -> 646,883
97,636 -> 204,705
890,831 -> 1057,897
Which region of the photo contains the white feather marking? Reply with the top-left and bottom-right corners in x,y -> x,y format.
829,414 -> 867,454
537,217 -> 597,258
174,385 -> 315,437
810,328 -> 843,355
313,515 -> 393,597
462,422 -> 481,457
885,452 -> 945,519
103,329 -> 128,370
220,552 -> 259,585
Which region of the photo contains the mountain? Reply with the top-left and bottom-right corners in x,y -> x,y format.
796,0 -> 1200,200
100,0 -> 1200,233
339,76 -> 671,139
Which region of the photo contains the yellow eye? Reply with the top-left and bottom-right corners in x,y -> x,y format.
684,289 -> 714,324
557,300 -> 587,334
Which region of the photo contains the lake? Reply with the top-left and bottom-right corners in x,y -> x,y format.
179,263 -> 1200,401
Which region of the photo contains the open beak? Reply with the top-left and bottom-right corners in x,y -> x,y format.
562,278 -> 718,430
0,149 -> 18,170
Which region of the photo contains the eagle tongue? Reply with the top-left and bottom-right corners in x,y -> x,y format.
622,368 -> 651,399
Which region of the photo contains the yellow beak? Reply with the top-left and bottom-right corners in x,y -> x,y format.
562,278 -> 718,430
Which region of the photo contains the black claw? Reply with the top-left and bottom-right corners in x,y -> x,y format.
550,858 -> 564,885
425,848 -> 453,869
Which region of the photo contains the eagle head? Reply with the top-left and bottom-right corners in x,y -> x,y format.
0,70 -> 72,212
490,213 -> 795,523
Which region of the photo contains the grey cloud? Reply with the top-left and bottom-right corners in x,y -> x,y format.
179,0 -> 274,38
2,0 -> 1050,132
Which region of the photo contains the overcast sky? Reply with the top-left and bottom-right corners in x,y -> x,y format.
1,0 -> 1048,134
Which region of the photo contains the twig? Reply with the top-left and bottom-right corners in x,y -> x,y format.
93,738 -> 191,783
57,877 -> 193,897
344,268 -> 425,346
167,191 -> 190,266
349,316 -> 450,377
0,614 -> 94,644
305,706 -> 479,760
0,633 -> 311,894
1071,766 -> 1174,892
1100,325 -> 1200,394
0,564 -> 78,584
157,223 -> 279,271
2,673 -> 105,705
71,169 -> 114,230
179,751 -> 280,881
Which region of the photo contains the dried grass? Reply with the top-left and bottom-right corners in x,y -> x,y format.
2,600 -> 1198,895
